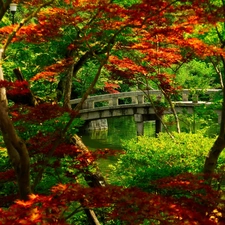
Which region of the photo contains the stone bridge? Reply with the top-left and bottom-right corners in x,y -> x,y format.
70,89 -> 222,136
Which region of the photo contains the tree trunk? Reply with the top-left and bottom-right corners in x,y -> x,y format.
0,0 -> 11,22
203,136 -> 225,176
0,49 -> 32,200
203,89 -> 225,176
203,56 -> 225,176
0,105 -> 32,200
63,63 -> 74,109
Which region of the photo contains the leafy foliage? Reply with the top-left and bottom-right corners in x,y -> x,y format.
1,174 -> 225,224
109,133 -> 217,190
175,59 -> 217,89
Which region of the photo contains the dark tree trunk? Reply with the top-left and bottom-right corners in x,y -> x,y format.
0,56 -> 32,200
204,56 -> 225,176
63,63 -> 74,109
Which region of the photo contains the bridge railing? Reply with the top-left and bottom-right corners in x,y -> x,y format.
181,89 -> 222,102
70,89 -> 222,110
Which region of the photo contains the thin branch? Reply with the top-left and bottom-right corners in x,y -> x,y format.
206,0 -> 225,48
63,62 -> 75,109
138,85 -> 175,140
209,57 -> 224,89
215,26 -> 225,47
63,206 -> 83,220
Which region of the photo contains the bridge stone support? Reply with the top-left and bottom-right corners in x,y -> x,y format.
134,114 -> 144,136
134,114 -> 162,136
182,93 -> 189,101
88,100 -> 95,109
131,96 -> 138,104
137,93 -> 144,104
86,119 -> 108,131
216,110 -> 222,124
155,118 -> 162,136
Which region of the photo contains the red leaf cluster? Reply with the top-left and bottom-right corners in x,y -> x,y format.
0,26 -> 14,43
27,133 -> 80,157
31,58 -> 74,81
11,103 -> 76,124
155,73 -> 181,95
91,148 -> 124,160
108,56 -> 148,75
104,82 -> 120,94
0,80 -> 31,97
0,193 -> 68,224
0,176 -> 224,224
15,7 -> 82,43
0,169 -> 15,182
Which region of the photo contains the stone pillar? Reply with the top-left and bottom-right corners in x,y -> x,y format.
112,97 -> 118,106
87,119 -> 108,130
182,93 -> 188,101
217,110 -> 222,124
134,114 -> 144,136
131,96 -> 138,104
155,118 -> 162,136
192,94 -> 198,103
137,93 -> 144,104
88,99 -> 95,109
109,97 -> 118,107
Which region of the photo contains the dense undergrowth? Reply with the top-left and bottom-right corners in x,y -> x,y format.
1,130 -> 225,224
109,132 -> 225,191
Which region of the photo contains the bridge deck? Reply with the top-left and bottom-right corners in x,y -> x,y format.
70,89 -> 220,121
70,90 -> 221,135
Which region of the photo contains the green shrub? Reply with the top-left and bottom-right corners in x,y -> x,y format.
109,132 -> 218,191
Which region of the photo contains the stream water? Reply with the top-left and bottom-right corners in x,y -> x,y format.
79,116 -> 156,173
78,114 -> 219,176
80,116 -> 156,150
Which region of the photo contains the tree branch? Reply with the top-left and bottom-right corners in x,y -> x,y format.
0,49 -> 31,200
209,57 -> 224,89
0,102 -> 32,200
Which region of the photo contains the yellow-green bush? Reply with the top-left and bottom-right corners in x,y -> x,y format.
109,132 -> 222,191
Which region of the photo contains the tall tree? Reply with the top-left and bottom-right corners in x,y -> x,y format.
201,0 -> 225,176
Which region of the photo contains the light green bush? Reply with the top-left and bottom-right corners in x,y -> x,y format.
109,132 -> 220,191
